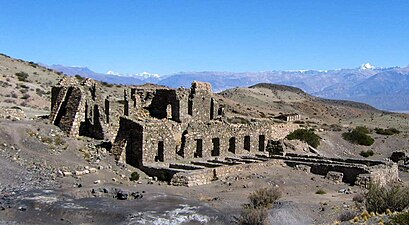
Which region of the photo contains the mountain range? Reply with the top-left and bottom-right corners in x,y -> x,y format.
47,64 -> 409,112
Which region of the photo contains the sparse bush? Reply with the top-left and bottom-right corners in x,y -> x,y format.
101,81 -> 114,87
339,211 -> 357,222
330,124 -> 342,132
157,170 -> 173,182
15,72 -> 29,82
228,117 -> 251,124
19,84 -> 29,89
235,187 -> 281,225
375,128 -> 400,135
315,189 -> 326,194
365,182 -> 409,213
74,74 -> 84,81
28,61 -> 38,68
54,136 -> 65,146
248,187 -> 282,209
130,172 -> 140,181
41,136 -> 53,144
342,126 -> 374,146
360,150 -> 375,158
286,128 -> 320,148
11,92 -> 18,98
4,99 -> 16,104
21,93 -> 30,100
36,88 -> 46,96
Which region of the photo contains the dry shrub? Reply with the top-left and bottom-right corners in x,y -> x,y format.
235,187 -> 282,225
365,182 -> 409,213
339,211 -> 357,222
248,187 -> 282,209
235,207 -> 268,225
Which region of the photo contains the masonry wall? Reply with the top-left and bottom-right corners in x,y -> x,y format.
134,120 -> 297,166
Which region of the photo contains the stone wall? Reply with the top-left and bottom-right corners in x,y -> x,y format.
171,159 -> 281,186
114,118 -> 297,166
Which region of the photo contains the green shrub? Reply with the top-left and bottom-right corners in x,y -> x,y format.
355,126 -> 370,134
74,74 -> 84,81
365,183 -> 409,213
342,126 -> 374,146
286,129 -> 320,148
360,150 -> 374,158
129,172 -> 140,181
375,128 -> 400,135
15,72 -> 29,82
28,61 -> 38,68
101,81 -> 114,87
389,211 -> 409,225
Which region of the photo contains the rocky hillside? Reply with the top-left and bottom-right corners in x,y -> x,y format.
219,83 -> 382,125
0,54 -> 66,114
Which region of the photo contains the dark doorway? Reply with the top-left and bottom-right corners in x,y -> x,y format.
155,141 -> 164,162
259,135 -> 265,151
195,139 -> 203,158
210,98 -> 215,120
228,137 -> 236,154
212,138 -> 220,156
244,135 -> 251,151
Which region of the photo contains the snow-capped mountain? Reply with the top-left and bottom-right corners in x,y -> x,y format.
106,71 -> 161,79
360,63 -> 376,70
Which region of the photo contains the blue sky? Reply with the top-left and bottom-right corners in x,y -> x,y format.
1,0 -> 409,74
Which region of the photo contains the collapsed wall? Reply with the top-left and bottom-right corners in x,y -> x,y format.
50,77 -> 110,140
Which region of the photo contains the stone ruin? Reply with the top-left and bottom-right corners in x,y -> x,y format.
275,113 -> 301,122
49,77 -> 399,186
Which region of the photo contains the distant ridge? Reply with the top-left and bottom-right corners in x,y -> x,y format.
35,61 -> 409,112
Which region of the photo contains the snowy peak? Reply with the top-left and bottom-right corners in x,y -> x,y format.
106,70 -> 121,76
105,70 -> 161,79
360,63 -> 375,70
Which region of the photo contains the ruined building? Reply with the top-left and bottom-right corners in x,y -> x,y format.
50,77 -> 295,168
50,77 -> 398,186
